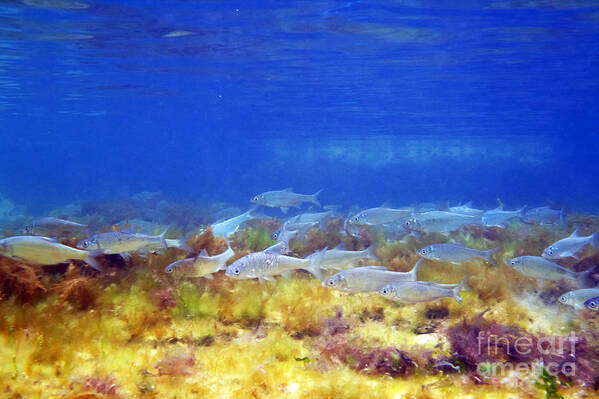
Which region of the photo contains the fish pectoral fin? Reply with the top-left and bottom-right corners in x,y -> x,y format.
204,274 -> 214,280
281,207 -> 289,214
263,275 -> 277,282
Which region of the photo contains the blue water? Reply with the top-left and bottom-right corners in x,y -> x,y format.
1,0 -> 598,213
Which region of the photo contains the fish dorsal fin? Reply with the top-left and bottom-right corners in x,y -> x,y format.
361,266 -> 388,271
492,205 -> 504,212
380,201 -> 391,208
40,237 -> 59,243
199,248 -> 209,257
333,243 -> 346,251
120,227 -> 135,234
282,187 -> 293,192
569,228 -> 580,238
463,201 -> 472,208
265,242 -> 283,254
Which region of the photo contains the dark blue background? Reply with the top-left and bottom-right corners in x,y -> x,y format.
1,0 -> 597,213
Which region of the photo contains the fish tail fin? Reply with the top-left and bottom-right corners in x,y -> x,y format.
246,205 -> 260,218
158,226 -> 170,249
307,247 -> 326,280
366,244 -> 380,261
453,275 -> 470,304
576,265 -> 596,288
485,248 -> 499,267
592,230 -> 599,249
408,258 -> 422,281
518,205 -> 528,222
86,249 -> 104,272
560,208 -> 567,226
173,235 -> 194,252
216,238 -> 234,271
310,189 -> 323,207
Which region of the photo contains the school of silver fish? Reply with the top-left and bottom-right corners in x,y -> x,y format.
1,188 -> 598,310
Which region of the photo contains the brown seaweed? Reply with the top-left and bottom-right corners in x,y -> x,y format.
0,257 -> 46,302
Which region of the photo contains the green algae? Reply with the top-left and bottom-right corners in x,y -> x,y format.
245,226 -> 275,251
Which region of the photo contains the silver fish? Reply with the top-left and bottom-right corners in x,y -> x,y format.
0,236 -> 102,271
287,210 -> 334,224
417,243 -> 497,266
542,228 -> 598,260
583,296 -> 599,311
403,211 -> 478,234
165,241 -> 235,278
76,229 -> 169,254
348,207 -> 413,226
323,259 -> 421,293
264,241 -> 287,254
271,221 -> 317,241
24,217 -> 88,238
558,288 -> 599,310
214,207 -> 243,220
224,248 -> 325,282
506,256 -> 594,284
481,205 -> 526,228
318,244 -> 380,271
250,188 -> 322,212
112,219 -> 157,235
523,206 -> 566,226
270,221 -> 319,254
378,276 -> 468,304
270,227 -> 296,245
448,202 -> 484,216
211,208 -> 255,238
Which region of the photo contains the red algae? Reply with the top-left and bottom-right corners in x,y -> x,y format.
155,352 -> 196,376
152,288 -> 177,310
84,374 -> 120,397
445,310 -> 599,387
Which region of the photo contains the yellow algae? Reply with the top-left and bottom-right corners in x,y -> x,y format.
1,218 -> 598,398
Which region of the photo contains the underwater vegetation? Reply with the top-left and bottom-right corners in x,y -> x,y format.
0,195 -> 598,398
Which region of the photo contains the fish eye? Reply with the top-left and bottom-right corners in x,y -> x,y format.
233,267 -> 240,275
166,267 -> 173,273
559,295 -> 567,304
327,279 -> 336,286
381,288 -> 388,295
589,301 -> 598,309
81,241 -> 88,248
271,232 -> 278,240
